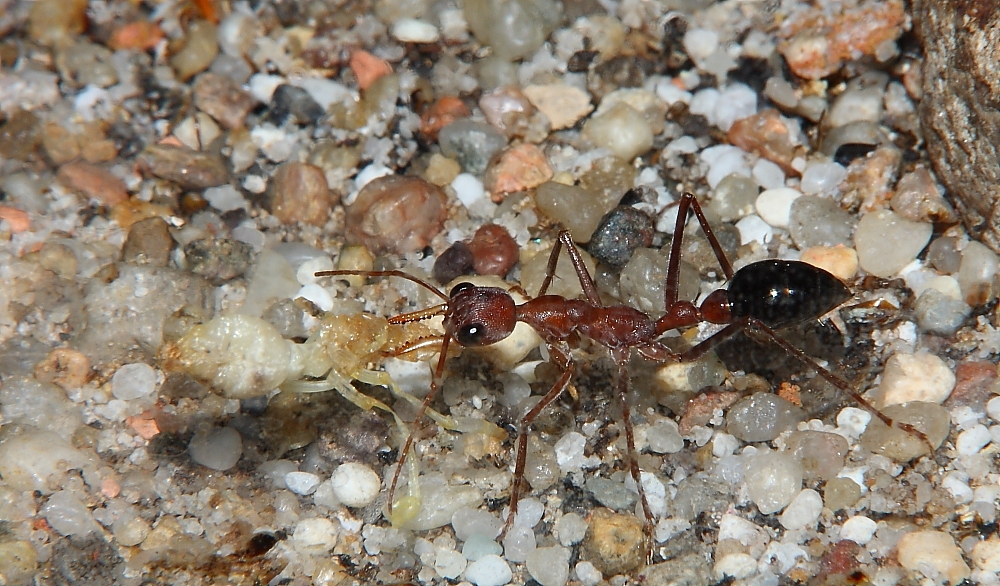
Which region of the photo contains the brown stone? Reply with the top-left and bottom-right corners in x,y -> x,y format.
270,162 -> 335,226
420,96 -> 470,141
57,161 -> 129,206
483,143 -> 553,201
42,122 -> 80,164
193,73 -> 257,129
727,109 -> 801,175
582,508 -> 645,576
891,166 -> 958,224
137,144 -> 229,190
467,224 -> 518,276
346,175 -> 448,255
839,145 -> 902,212
944,361 -> 997,410
918,0 -> 1000,254
122,217 -> 173,267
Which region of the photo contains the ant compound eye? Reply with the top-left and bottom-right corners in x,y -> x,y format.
449,282 -> 475,297
456,323 -> 485,345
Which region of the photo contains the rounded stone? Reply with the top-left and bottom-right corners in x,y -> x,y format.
587,206 -> 655,269
854,209 -> 933,277
744,451 -> 803,514
346,175 -> 448,255
726,393 -> 806,443
896,530 -> 970,585
582,508 -> 645,576
188,427 -> 242,471
270,162 -> 335,226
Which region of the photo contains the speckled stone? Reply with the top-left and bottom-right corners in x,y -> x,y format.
270,162 -> 335,226
346,175 -> 448,255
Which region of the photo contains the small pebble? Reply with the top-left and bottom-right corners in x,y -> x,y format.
479,87 -> 535,137
555,513 -> 588,546
710,174 -> 759,222
346,175 -> 448,255
138,144 -> 229,190
425,153 -> 462,186
57,161 -> 129,206
896,531 -> 970,585
701,145 -> 752,189
270,162 -> 335,226
585,477 -> 636,511
860,402 -> 950,462
452,507 -> 503,541
735,214 -> 773,245
582,102 -> 654,161
586,206 -> 655,269
526,546 -> 570,586
463,0 -> 558,61
296,284 -> 334,312
788,196 -> 856,248
824,477 -> 862,511
583,508 -> 645,576
122,217 -> 173,267
956,425 -> 991,456
0,540 -> 38,583
439,120 -> 507,175
185,238 -> 254,284
285,471 -> 321,495
752,158 -> 786,189
434,242 -> 475,284
755,187 -> 802,228
957,241 -> 1000,306
523,83 -> 593,130
464,554 -> 513,586
188,427 -> 242,471
798,245 -> 859,281
269,84 -> 324,126
330,463 -> 380,508
193,72 -> 257,129
292,517 -> 339,554
41,490 -> 100,537
913,289 -> 971,336
799,160 -> 848,195
839,516 -> 878,544
727,392 -> 805,442
972,538 -> 1000,573
745,451 -> 802,514
463,534 -> 504,561
420,96 -> 471,141
435,549 -> 468,579
466,224 -> 519,276
646,419 -> 684,454
727,109 -> 799,173
927,236 -> 963,274
785,430 -> 849,481
575,561 -> 602,586
778,488 -> 822,530
854,209 -> 932,278
170,20 -> 218,81
111,363 -> 158,400
484,143 -> 553,199
874,352 -> 956,408
391,18 -> 440,43
891,166 -> 957,224
349,49 -> 392,91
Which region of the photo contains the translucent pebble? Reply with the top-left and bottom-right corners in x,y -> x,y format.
706,149 -> 752,189
439,120 -> 507,176
988,396 -> 1000,422
260,459 -> 297,489
957,241 -> 1000,306
524,436 -> 559,490
896,531 -> 970,585
582,102 -> 654,161
526,546 -> 570,586
709,174 -> 759,222
836,407 -> 872,437
188,427 -> 242,471
927,236 -> 963,274
646,419 -> 684,454
840,515 -> 877,544
874,352 -> 956,408
463,0 -> 559,61
0,431 -> 95,493
744,452 -> 802,514
585,477 -> 636,511
620,249 -> 700,315
735,214 -> 773,245
511,497 -> 544,528
755,187 -> 802,228
498,373 -> 531,408
285,471 -> 321,495
714,553 -> 758,579
292,517 -> 339,554
854,210 -> 932,278
956,425 -> 991,456
296,256 -> 334,286
778,488 -> 822,530
713,84 -> 758,131
312,480 -> 339,508
752,158 -> 786,189
726,393 -> 805,443
111,363 -> 158,400
170,20 -> 218,81
330,462 -> 380,508
785,430 -> 849,481
799,160 -> 847,195
913,289 -> 971,336
788,196 -> 856,248
554,512 -> 588,546
463,534 -> 503,561
41,490 -> 100,537
824,477 -> 862,511
452,507 -> 503,541
575,561 -> 603,586
764,77 -> 798,109
464,554 -> 513,586
534,181 -> 609,242
216,12 -> 256,57
390,18 -> 440,43
204,184 -> 246,212
942,471 -> 973,503
683,28 -> 718,61
399,474 -> 483,531
435,549 -> 468,579
113,515 -> 150,547
501,524 -> 536,562
859,402 -> 950,462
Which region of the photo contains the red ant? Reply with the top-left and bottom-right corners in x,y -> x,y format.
318,191 -> 928,559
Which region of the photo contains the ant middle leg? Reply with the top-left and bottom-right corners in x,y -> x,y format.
665,192 -> 734,307
538,230 -> 602,305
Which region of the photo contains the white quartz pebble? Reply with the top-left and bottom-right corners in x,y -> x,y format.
330,463 -> 381,508
526,546 -> 570,586
188,427 -> 242,471
435,549 -> 468,579
465,554 -> 513,586
390,18 -> 440,43
42,490 -> 101,537
874,352 -> 956,408
854,209 -> 932,278
896,531 -> 970,585
752,158 -> 785,189
778,489 -> 822,530
295,284 -> 334,312
285,471 -> 321,495
745,452 -> 802,514
735,214 -> 773,245
755,187 -> 802,228
836,407 -> 872,437
956,424 -> 991,456
292,517 -> 339,554
840,516 -> 878,544
554,513 -> 587,546
111,363 -> 159,400
575,561 -> 602,586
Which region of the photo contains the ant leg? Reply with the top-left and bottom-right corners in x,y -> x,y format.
501,344 -> 575,539
538,230 -> 602,306
612,349 -> 656,563
387,334 -> 453,525
680,318 -> 933,450
664,193 -> 735,309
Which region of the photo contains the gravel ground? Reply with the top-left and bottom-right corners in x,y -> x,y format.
1,0 -> 1000,585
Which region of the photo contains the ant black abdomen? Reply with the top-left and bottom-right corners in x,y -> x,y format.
727,259 -> 852,329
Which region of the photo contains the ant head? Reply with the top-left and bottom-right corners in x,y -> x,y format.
446,283 -> 517,346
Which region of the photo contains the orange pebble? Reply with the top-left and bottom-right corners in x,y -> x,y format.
349,49 -> 393,91
101,476 -> 121,498
420,96 -> 470,140
127,413 -> 161,440
0,206 -> 30,233
108,21 -> 165,51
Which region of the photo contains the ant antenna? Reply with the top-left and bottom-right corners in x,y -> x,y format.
315,269 -> 451,302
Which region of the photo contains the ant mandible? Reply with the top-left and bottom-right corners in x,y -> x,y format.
318,191 -> 927,559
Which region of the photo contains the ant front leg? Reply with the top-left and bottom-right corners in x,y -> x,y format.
538,230 -> 602,305
501,343 -> 575,540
